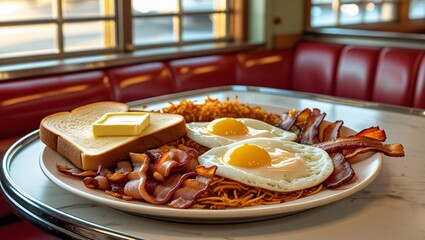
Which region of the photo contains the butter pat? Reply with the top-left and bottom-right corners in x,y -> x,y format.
93,112 -> 150,137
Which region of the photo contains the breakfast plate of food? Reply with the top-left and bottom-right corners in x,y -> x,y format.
39,97 -> 404,223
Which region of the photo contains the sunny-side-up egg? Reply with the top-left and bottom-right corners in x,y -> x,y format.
186,117 -> 297,148
198,138 -> 334,192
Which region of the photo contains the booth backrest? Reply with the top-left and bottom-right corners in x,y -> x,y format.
371,47 -> 424,107
291,41 -> 343,95
106,62 -> 174,103
235,49 -> 293,89
0,71 -> 113,139
414,56 -> 425,109
168,55 -> 238,92
334,46 -> 380,101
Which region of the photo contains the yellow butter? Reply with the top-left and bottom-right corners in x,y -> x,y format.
93,112 -> 150,137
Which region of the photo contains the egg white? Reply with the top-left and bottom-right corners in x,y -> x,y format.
186,118 -> 297,148
198,138 -> 334,192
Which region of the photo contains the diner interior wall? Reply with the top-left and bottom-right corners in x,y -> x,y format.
249,0 -> 304,49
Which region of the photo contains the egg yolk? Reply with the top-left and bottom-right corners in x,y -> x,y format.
207,118 -> 249,136
223,144 -> 272,168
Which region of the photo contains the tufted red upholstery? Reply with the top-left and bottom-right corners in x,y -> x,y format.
372,48 -> 424,106
0,72 -> 112,219
106,62 -> 174,103
291,41 -> 343,95
335,46 -> 381,100
236,49 -> 292,89
168,55 -> 238,92
0,71 -> 113,139
413,56 -> 425,109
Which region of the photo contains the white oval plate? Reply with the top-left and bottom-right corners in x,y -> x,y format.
40,145 -> 382,223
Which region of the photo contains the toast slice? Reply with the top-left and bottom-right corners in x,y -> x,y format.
39,101 -> 186,170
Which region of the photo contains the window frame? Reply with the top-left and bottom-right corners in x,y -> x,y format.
307,0 -> 400,28
122,0 -> 232,51
0,0 -> 245,66
305,0 -> 425,34
0,0 -> 119,64
0,0 -> 252,81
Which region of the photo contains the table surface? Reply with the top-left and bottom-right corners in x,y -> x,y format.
1,86 -> 424,240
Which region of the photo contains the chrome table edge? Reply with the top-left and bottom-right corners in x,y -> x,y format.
0,131 -> 144,240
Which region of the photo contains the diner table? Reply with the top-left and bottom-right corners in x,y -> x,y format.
1,86 -> 424,240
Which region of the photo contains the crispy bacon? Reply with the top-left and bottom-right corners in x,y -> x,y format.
295,108 -> 312,124
154,148 -> 199,178
124,152 -> 197,205
354,126 -> 386,142
108,161 -> 132,182
56,164 -> 97,178
145,149 -> 163,163
279,109 -> 298,130
83,175 -> 111,190
169,166 -> 217,208
299,108 -> 326,145
320,120 -> 355,188
314,136 -> 405,157
322,120 -> 344,141
324,153 -> 355,189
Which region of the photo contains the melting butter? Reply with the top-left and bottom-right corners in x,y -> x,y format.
93,112 -> 150,137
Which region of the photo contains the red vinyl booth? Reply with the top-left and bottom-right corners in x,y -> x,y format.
168,55 -> 238,92
413,55 -> 425,109
236,49 -> 293,89
291,42 -> 343,95
106,62 -> 174,103
334,46 -> 381,101
372,48 -> 424,106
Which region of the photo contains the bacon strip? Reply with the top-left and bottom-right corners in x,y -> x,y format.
299,108 -> 326,145
355,126 -> 386,141
56,164 -> 97,178
295,108 -> 312,124
322,120 -> 344,141
324,152 -> 355,189
168,166 -> 217,209
83,175 -> 111,190
124,152 -> 197,205
145,149 -> 163,163
154,148 -> 199,178
279,109 -> 298,130
320,120 -> 355,189
108,161 -> 132,182
314,136 -> 405,157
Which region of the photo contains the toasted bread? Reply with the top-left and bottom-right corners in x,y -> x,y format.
39,101 -> 186,170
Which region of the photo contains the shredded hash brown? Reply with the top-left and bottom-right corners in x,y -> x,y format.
158,97 -> 324,209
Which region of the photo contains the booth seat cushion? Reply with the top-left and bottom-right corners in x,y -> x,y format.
236,49 -> 292,89
413,55 -> 425,109
372,48 -> 424,106
106,62 -> 174,103
291,41 -> 343,95
334,46 -> 381,101
168,55 -> 238,92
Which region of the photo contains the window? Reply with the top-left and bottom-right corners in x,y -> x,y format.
309,0 -> 399,27
409,0 -> 425,19
0,0 -> 116,60
0,0 -> 233,63
130,0 -> 228,49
